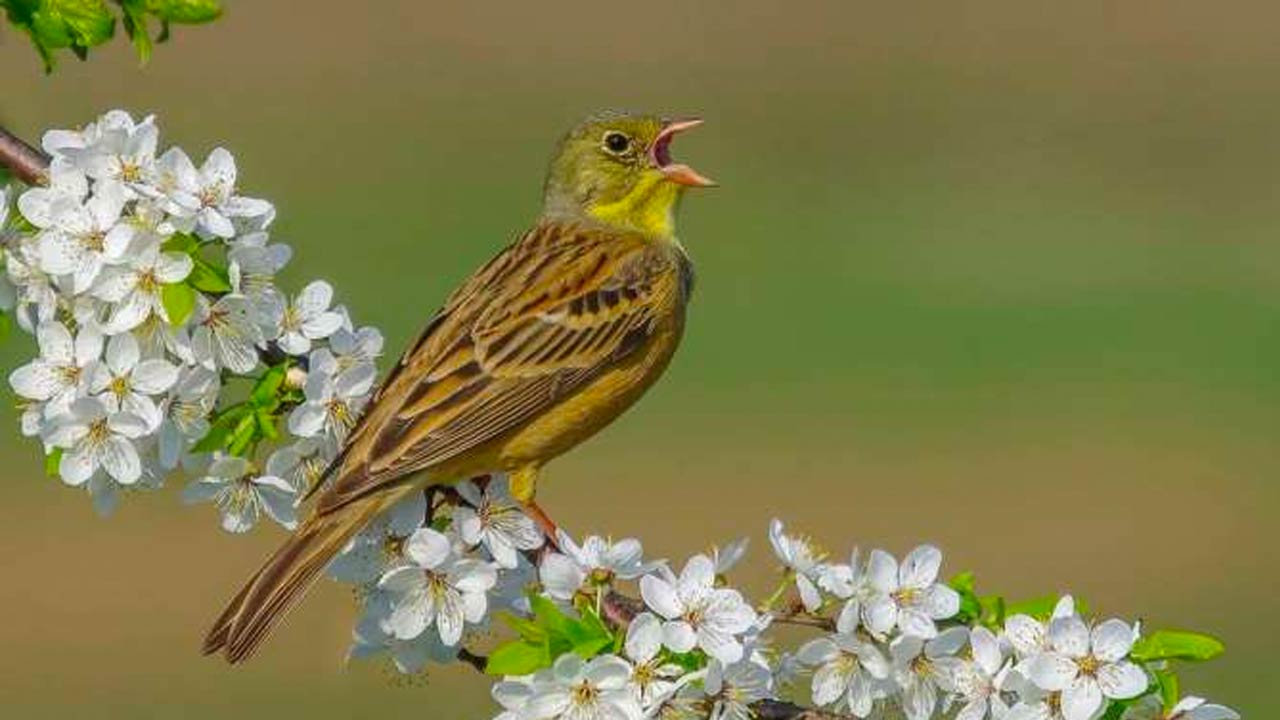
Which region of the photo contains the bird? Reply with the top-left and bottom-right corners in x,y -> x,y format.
202,111 -> 715,663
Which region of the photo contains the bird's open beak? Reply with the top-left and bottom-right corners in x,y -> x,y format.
650,118 -> 717,187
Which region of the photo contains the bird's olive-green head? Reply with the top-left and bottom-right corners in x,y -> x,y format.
542,111 -> 714,238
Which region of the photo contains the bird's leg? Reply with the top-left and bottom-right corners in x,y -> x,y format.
511,466 -> 560,550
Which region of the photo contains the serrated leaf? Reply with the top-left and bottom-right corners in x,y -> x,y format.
39,0 -> 116,47
485,640 -> 548,676
160,281 -> 197,326
499,612 -> 545,643
1131,630 -> 1225,663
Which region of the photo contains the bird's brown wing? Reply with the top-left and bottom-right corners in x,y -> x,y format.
311,220 -> 681,515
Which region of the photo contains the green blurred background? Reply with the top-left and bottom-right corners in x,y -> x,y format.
1,1 -> 1276,717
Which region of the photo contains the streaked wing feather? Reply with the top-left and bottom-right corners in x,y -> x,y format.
312,222 -> 674,514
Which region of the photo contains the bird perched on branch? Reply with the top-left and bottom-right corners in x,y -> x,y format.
203,111 -> 714,663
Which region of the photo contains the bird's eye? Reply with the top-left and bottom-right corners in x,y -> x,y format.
602,131 -> 631,154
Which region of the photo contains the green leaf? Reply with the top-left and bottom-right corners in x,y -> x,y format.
949,572 -> 982,624
226,412 -> 258,456
119,0 -> 151,62
160,281 -> 197,326
145,0 -> 221,23
500,611 -> 546,642
1099,700 -> 1127,720
1131,630 -> 1225,663
188,256 -> 232,294
44,447 -> 64,477
33,0 -> 116,49
255,408 -> 279,441
161,232 -> 199,254
486,640 -> 548,676
0,310 -> 10,343
1154,666 -> 1180,710
191,403 -> 250,453
250,363 -> 288,407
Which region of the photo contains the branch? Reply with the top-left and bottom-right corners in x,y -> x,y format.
0,125 -> 50,185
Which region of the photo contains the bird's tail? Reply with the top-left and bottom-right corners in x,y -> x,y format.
203,487 -> 411,664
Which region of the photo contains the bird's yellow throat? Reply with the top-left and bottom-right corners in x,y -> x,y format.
585,172 -> 682,238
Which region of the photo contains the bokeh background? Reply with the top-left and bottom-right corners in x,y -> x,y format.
1,1 -> 1276,717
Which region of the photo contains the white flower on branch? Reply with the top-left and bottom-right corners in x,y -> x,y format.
9,321 -> 102,418
153,146 -> 272,239
228,231 -> 290,318
768,518 -> 826,612
91,243 -> 193,333
890,626 -> 969,720
191,294 -> 264,374
454,477 -> 544,569
15,159 -> 88,229
541,531 -> 660,603
524,654 -> 642,720
287,357 -> 375,447
349,589 -> 458,673
157,366 -> 220,469
864,545 -> 961,640
622,612 -> 686,710
378,527 -> 497,646
1024,617 -> 1148,720
1122,696 -> 1241,720
949,627 -> 1012,720
704,656 -> 775,720
42,396 -> 149,487
640,554 -> 758,664
88,332 -> 179,431
265,436 -> 333,495
329,324 -> 385,372
265,279 -> 345,355
818,547 -> 872,635
491,677 -> 536,720
69,112 -> 159,197
328,491 -> 427,584
1004,596 -> 1077,663
711,537 -> 749,576
796,630 -> 891,718
182,455 -> 298,533
37,184 -> 129,293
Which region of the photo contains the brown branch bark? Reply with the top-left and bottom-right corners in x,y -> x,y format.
0,125 -> 50,185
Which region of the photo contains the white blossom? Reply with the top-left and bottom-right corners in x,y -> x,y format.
265,436 -> 333,495
265,279 -> 344,355
157,366 -> 219,469
287,357 -> 375,446
328,491 -> 427,584
950,627 -> 1012,720
88,332 -> 179,430
705,656 -> 774,720
1024,617 -> 1148,720
9,321 -> 102,417
37,184 -> 129,293
191,294 -> 264,373
454,476 -> 544,568
818,547 -> 871,635
768,518 -> 826,612
890,626 -> 969,720
70,112 -> 159,196
182,455 -> 298,533
1122,696 -> 1240,720
541,531 -> 660,603
378,527 -> 497,645
41,396 -> 149,487
863,545 -> 961,640
640,554 -> 758,664
91,243 -> 192,333
152,146 -> 272,239
797,631 -> 891,717
227,231 -> 289,318
621,612 -> 689,710
349,589 -> 458,672
524,654 -> 642,720
712,537 -> 749,576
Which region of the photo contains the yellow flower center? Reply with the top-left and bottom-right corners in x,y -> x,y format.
570,680 -> 600,706
1075,654 -> 1101,676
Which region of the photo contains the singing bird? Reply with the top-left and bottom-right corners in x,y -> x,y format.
203,111 -> 714,663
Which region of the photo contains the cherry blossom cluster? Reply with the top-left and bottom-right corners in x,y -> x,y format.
327,484 -> 1239,720
0,111 -> 382,521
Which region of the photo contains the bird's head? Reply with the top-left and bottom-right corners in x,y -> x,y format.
542,111 -> 714,238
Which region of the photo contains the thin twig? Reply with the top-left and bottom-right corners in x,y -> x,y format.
0,125 -> 50,185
